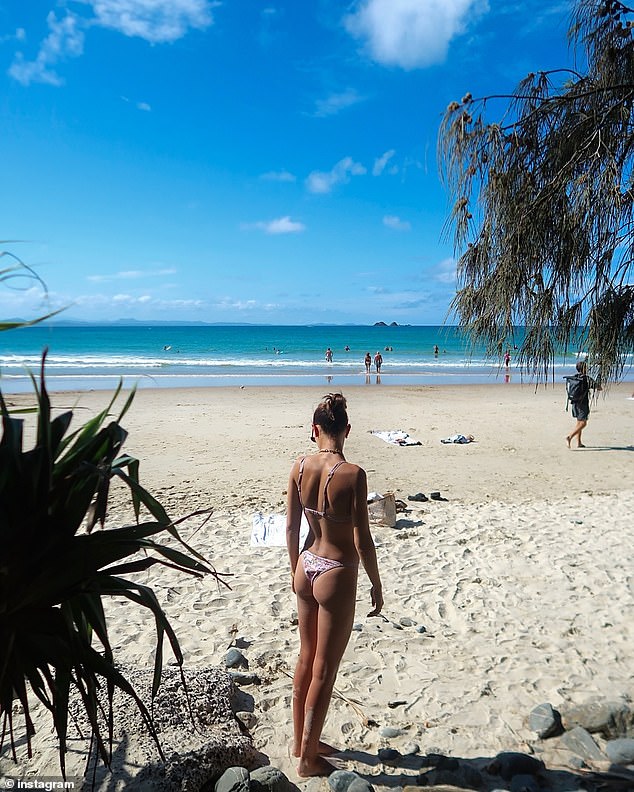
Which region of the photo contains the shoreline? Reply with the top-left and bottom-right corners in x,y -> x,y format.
3,369 -> 633,395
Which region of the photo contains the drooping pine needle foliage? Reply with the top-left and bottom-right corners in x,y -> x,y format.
0,352 -> 230,778
438,0 -> 634,384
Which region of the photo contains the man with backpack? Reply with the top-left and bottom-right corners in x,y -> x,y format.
565,360 -> 601,448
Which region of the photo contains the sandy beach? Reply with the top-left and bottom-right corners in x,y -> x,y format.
2,381 -> 633,789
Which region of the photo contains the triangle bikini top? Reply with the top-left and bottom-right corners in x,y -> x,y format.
297,457 -> 349,523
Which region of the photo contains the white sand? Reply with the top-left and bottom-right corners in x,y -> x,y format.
2,382 -> 633,789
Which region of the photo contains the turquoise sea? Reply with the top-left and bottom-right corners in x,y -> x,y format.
0,324 -> 624,393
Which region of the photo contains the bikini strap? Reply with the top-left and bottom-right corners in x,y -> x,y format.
297,457 -> 307,503
322,460 -> 346,513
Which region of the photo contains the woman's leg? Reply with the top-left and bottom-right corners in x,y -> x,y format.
293,564 -> 318,758
567,418 -> 587,447
297,566 -> 358,777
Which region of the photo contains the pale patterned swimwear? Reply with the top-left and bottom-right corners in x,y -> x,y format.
301,549 -> 352,586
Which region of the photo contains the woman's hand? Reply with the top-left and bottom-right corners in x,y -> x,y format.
367,585 -> 383,616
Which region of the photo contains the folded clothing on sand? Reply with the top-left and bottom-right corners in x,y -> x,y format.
251,513 -> 309,547
371,430 -> 422,446
441,433 -> 475,444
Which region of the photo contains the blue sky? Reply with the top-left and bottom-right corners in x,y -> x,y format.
1,0 -> 573,325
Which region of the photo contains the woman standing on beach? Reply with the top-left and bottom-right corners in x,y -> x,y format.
286,393 -> 383,776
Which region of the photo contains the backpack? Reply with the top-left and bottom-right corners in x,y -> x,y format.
564,374 -> 589,407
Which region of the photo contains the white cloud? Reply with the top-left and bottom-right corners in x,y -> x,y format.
344,0 -> 489,69
81,0 -> 219,44
373,149 -> 396,176
313,90 -> 364,118
86,268 -> 176,282
137,101 -> 151,111
305,157 -> 366,194
9,1 -> 217,86
9,12 -> 84,86
85,0 -> 217,43
383,215 -> 411,231
248,216 -> 306,234
214,297 -> 279,311
434,257 -> 457,284
260,170 -> 296,182
87,292 -> 203,308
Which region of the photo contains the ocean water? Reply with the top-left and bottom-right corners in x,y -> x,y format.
0,324 -> 614,393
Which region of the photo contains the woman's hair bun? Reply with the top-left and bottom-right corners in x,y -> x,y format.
313,393 -> 348,435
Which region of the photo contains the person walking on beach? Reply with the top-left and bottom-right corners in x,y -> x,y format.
566,360 -> 601,449
286,393 -> 383,776
374,350 -> 383,373
364,352 -> 372,374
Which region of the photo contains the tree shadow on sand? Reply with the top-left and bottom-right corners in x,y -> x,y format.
326,748 -> 634,791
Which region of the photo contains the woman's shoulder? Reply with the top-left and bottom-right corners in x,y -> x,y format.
339,460 -> 366,480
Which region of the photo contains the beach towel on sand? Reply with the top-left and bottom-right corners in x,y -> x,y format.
370,430 -> 422,446
251,512 -> 309,547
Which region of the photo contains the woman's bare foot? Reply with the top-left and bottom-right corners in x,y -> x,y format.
297,755 -> 335,777
566,435 -> 572,448
292,740 -> 339,757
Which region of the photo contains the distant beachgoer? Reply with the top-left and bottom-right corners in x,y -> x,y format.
364,352 -> 371,374
286,394 -> 383,776
504,349 -> 511,368
344,345 -> 350,352
325,347 -> 333,363
433,345 -> 439,356
566,360 -> 601,449
374,351 -> 383,373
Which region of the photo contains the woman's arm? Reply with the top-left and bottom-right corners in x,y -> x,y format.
286,460 -> 302,591
352,467 -> 383,616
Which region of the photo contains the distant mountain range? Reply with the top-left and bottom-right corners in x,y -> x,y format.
8,318 -> 387,327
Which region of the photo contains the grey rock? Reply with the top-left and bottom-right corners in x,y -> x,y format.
399,617 -> 416,627
605,737 -> 634,764
250,765 -> 296,792
510,775 -> 540,792
391,621 -> 404,630
379,726 -> 403,738
560,726 -> 605,762
377,748 -> 400,761
560,700 -> 634,738
565,754 -> 587,770
352,623 -> 363,632
225,648 -> 249,669
215,766 -> 250,792
529,702 -> 562,739
328,770 -> 364,792
487,752 -> 545,780
401,742 -> 420,756
416,625 -> 428,634
347,779 -> 375,792
236,711 -> 257,730
229,671 -> 261,685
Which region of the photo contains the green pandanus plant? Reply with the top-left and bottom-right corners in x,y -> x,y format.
0,351 -> 230,777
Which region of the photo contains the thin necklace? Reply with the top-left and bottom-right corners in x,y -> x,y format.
318,448 -> 343,455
